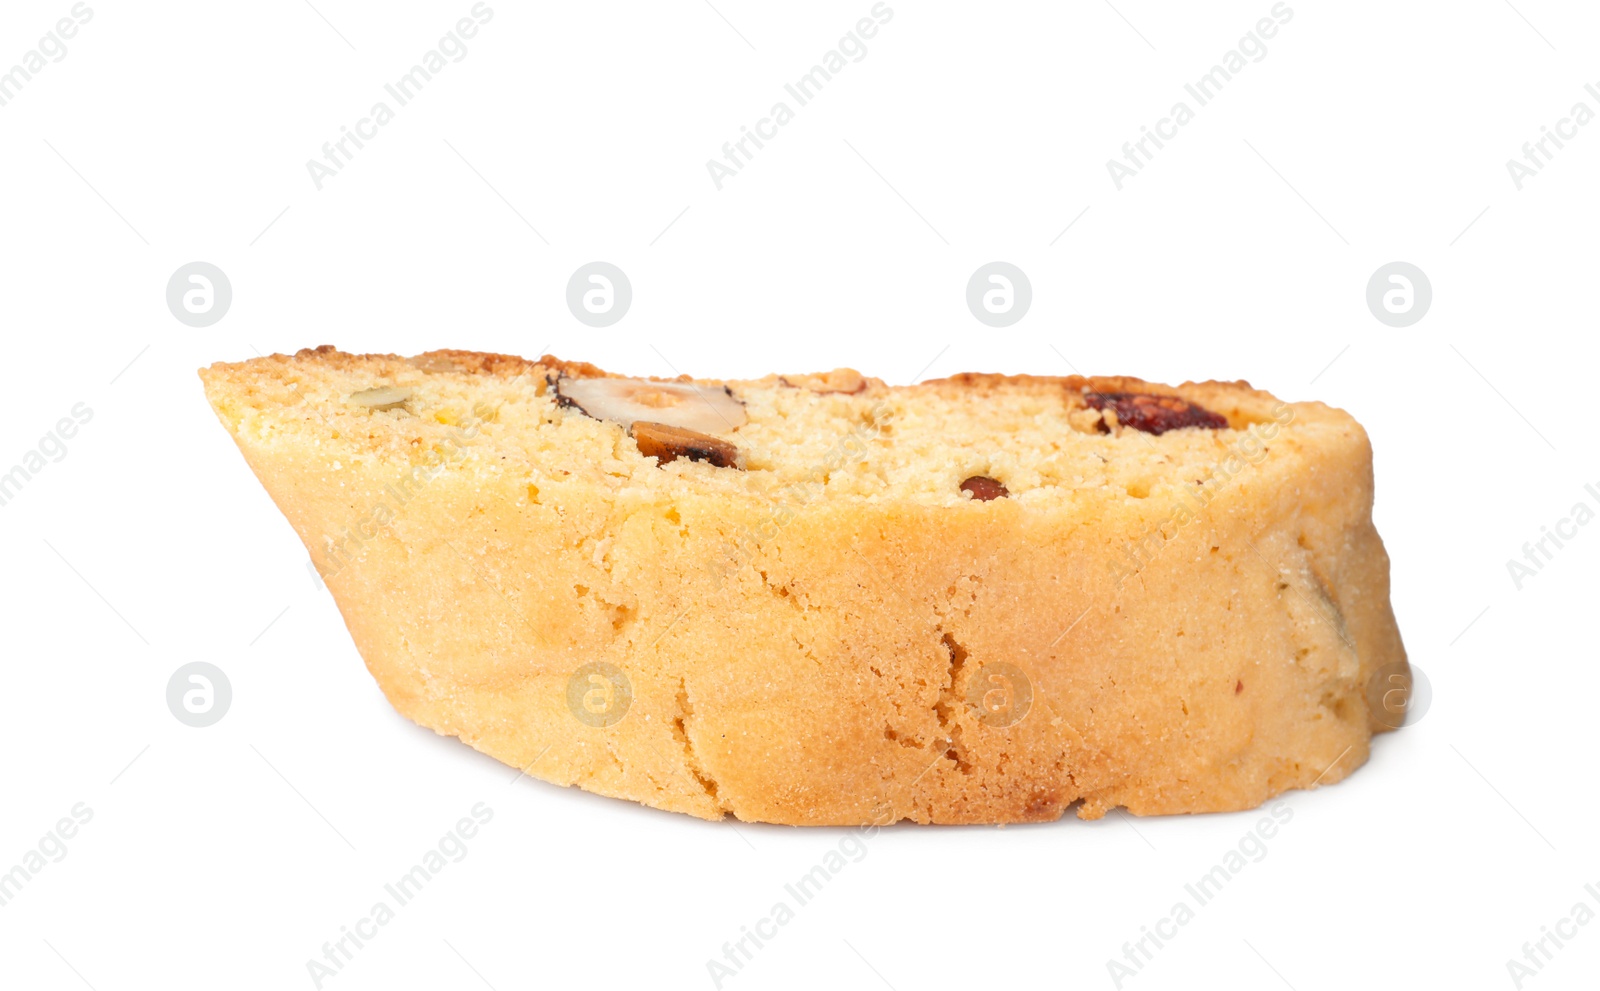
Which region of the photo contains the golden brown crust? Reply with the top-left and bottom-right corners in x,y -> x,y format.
777,369 -> 872,395
413,348 -> 550,378
212,348 -> 1270,415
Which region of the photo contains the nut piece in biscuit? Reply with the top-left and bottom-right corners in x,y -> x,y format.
346,386 -> 413,410
630,421 -> 744,469
959,475 -> 1009,501
557,376 -> 746,435
1084,391 -> 1227,435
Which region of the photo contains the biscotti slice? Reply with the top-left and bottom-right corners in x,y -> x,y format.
200,346 -> 1407,826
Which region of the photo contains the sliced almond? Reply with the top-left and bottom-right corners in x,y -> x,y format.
631,421 -> 744,470
347,386 -> 413,410
557,376 -> 746,435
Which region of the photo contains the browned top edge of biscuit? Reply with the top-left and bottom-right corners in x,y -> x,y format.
200,345 -> 1295,418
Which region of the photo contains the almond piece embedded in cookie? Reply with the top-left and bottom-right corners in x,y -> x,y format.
631,421 -> 744,469
347,386 -> 413,410
557,375 -> 746,435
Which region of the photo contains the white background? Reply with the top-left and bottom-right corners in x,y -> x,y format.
2,1 -> 1597,988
